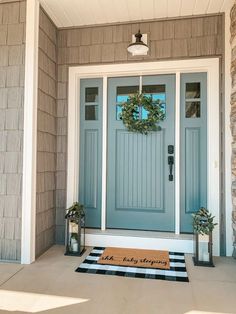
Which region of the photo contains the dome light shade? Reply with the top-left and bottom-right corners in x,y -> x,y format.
127,30 -> 149,56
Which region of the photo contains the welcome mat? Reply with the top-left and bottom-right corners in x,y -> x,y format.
98,247 -> 170,269
76,247 -> 189,282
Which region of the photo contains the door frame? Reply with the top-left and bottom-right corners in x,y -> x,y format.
67,58 -> 220,255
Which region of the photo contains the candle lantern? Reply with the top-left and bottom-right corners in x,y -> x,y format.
192,207 -> 217,267
193,230 -> 214,267
65,202 -> 86,256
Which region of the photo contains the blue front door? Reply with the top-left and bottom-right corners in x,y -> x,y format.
78,73 -> 207,233
106,75 -> 176,231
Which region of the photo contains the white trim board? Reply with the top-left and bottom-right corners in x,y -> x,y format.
21,0 -> 40,264
85,233 -> 193,254
68,58 -> 221,256
85,229 -> 193,253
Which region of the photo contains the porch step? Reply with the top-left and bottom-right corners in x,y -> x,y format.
85,229 -> 193,254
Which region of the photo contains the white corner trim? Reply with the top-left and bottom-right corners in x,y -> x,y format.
67,70 -> 80,208
67,58 -> 220,255
175,72 -> 180,235
207,59 -> 220,256
225,9 -> 233,256
21,0 -> 40,264
101,76 -> 108,230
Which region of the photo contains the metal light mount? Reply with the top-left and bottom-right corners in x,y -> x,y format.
127,30 -> 149,56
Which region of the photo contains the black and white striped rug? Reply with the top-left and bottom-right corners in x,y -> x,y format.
75,247 -> 189,282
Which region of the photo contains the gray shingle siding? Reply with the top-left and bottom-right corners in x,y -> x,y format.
0,0 -> 25,261
35,8 -> 57,257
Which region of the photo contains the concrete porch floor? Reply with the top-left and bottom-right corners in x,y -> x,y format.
0,246 -> 235,314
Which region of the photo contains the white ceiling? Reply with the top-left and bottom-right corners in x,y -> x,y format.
40,0 -> 234,28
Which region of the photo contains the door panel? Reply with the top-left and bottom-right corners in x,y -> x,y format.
180,73 -> 207,233
107,75 -> 175,232
115,131 -> 164,211
79,78 -> 103,228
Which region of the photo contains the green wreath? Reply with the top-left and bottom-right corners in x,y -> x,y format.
119,93 -> 165,135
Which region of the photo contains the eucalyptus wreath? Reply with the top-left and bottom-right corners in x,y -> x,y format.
119,93 -> 165,135
192,207 -> 217,235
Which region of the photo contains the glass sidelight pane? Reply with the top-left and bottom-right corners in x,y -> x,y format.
186,83 -> 200,99
85,87 -> 99,102
85,105 -> 98,120
186,101 -> 200,118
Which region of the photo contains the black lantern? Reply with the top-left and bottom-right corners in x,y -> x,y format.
193,231 -> 214,267
65,202 -> 86,256
192,207 -> 216,267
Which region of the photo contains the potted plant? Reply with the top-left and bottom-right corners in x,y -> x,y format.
65,202 -> 85,220
65,202 -> 86,256
192,207 -> 217,266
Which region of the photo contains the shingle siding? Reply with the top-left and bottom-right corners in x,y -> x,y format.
35,8 -> 57,257
0,0 -> 25,261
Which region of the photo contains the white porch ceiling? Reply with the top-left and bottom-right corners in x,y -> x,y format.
40,0 -> 234,28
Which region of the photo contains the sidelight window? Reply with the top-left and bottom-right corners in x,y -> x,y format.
185,82 -> 201,118
85,87 -> 99,120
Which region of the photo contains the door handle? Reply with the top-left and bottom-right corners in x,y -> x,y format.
168,156 -> 174,181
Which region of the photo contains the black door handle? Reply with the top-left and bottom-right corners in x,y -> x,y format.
168,145 -> 174,154
168,156 -> 174,181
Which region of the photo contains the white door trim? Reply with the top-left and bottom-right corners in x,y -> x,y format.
21,0 -> 40,264
68,58 -> 220,255
175,72 -> 181,235
101,76 -> 108,231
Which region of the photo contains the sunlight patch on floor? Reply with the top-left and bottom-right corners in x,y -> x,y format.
185,311 -> 234,314
0,290 -> 89,312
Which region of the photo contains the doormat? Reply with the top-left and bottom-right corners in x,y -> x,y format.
98,247 -> 170,269
75,247 -> 189,282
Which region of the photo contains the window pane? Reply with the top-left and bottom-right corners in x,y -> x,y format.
142,84 -> 165,94
85,87 -> 98,102
186,83 -> 200,99
116,105 -> 122,120
116,86 -> 139,103
142,85 -> 166,119
186,101 -> 200,118
85,105 -> 98,120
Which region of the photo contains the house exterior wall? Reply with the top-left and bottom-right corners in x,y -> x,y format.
230,4 -> 236,258
36,7 -> 57,257
56,15 -> 224,243
0,0 -> 25,261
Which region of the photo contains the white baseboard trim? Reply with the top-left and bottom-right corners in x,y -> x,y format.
85,230 -> 194,253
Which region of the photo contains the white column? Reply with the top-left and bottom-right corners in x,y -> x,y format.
225,9 -> 234,256
21,0 -> 39,264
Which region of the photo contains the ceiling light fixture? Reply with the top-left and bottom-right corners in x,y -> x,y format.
127,30 -> 149,56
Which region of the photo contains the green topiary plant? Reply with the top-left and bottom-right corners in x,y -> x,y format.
192,207 -> 217,235
65,202 -> 85,220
